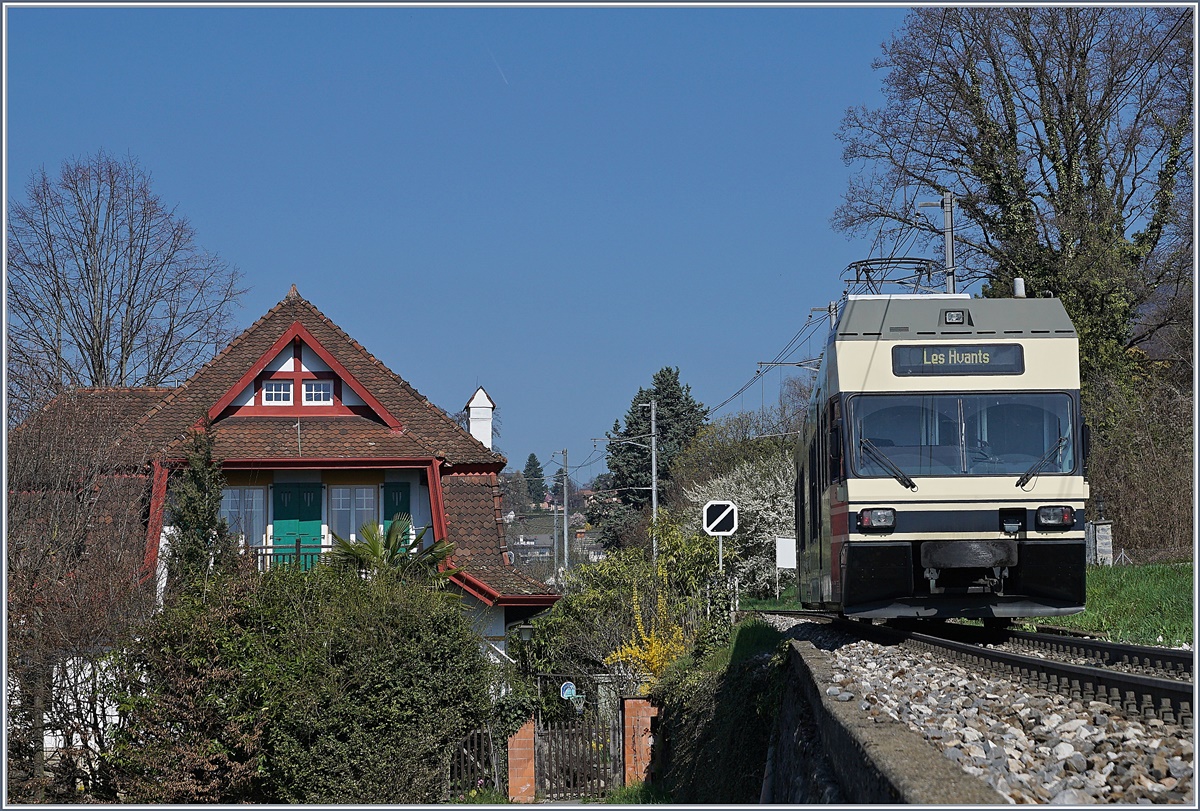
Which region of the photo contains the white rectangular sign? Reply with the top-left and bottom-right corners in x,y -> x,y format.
775,537 -> 797,569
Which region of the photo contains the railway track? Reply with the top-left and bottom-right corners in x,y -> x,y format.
756,611 -> 1194,726
896,620 -> 1193,681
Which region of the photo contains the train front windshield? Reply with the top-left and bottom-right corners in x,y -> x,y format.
848,393 -> 1077,479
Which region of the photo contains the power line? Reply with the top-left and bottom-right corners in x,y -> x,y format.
706,308 -> 828,418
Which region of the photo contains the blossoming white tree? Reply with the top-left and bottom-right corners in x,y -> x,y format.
684,450 -> 795,598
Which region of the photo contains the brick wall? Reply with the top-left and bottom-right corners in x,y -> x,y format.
622,697 -> 659,786
507,718 -> 536,803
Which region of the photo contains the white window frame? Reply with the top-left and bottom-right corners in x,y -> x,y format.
330,485 -> 379,541
262,380 -> 293,405
303,380 -> 334,405
220,486 -> 267,548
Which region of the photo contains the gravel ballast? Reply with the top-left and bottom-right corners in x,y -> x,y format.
765,616 -> 1195,805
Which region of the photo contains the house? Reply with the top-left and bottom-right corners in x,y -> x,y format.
510,533 -> 556,564
26,285 -> 560,658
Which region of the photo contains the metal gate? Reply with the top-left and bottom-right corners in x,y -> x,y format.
536,714 -> 622,800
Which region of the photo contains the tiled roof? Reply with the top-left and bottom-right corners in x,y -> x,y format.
188,416 -> 439,461
11,388 -> 174,473
18,288 -> 550,602
442,473 -> 559,600
129,286 -> 504,467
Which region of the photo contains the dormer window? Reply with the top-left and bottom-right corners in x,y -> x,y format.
304,380 -> 333,405
263,380 -> 292,405
214,328 -> 395,423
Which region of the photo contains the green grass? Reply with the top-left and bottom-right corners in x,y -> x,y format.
1034,563 -> 1194,647
738,585 -> 799,612
698,617 -> 786,674
599,782 -> 672,804
740,565 -> 1193,649
449,786 -> 509,804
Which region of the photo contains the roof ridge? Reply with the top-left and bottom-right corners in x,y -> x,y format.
290,291 -> 501,462
283,293 -> 444,459
123,290 -> 298,442
124,285 -> 503,466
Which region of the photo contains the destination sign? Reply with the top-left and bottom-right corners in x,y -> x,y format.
892,344 -> 1024,376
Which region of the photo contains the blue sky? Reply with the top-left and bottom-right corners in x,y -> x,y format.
5,3 -> 913,485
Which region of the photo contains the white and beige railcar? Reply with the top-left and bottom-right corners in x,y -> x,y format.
796,293 -> 1089,620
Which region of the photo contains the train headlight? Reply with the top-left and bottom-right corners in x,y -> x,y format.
857,508 -> 896,532
1035,505 -> 1075,528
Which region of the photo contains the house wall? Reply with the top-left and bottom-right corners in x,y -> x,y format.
460,592 -> 508,657
214,469 -> 434,548
265,347 -> 293,373
384,469 -> 432,532
231,383 -> 255,407
299,343 -> 329,373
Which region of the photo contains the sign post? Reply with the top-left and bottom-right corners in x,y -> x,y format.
775,537 -> 797,601
703,500 -> 737,573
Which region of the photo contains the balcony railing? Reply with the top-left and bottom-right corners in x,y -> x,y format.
244,541 -> 335,572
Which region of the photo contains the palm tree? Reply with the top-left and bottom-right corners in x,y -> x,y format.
329,512 -> 459,587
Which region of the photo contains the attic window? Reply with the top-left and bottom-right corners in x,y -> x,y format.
263,380 -> 292,405
304,380 -> 334,405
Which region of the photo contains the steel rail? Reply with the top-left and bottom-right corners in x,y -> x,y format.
1005,629 -> 1193,679
837,619 -> 1194,728
887,620 -> 1194,680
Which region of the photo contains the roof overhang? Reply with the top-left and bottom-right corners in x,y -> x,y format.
173,456 -> 442,470
450,570 -> 559,608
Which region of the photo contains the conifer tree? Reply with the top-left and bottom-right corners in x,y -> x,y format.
165,420 -> 236,595
607,367 -> 706,512
593,367 -> 706,547
523,453 -> 547,506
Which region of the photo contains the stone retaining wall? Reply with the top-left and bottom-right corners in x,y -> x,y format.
766,639 -> 1001,804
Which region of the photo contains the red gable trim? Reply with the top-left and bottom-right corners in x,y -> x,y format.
451,570 -> 502,606
428,461 -> 450,542
140,459 -> 170,584
206,320 -> 400,429
449,571 -> 559,608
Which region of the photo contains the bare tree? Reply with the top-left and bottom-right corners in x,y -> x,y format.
834,7 -> 1193,384
1084,373 -> 1193,560
6,150 -> 244,423
6,391 -> 156,801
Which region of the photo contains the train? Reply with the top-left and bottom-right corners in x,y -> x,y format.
795,285 -> 1089,621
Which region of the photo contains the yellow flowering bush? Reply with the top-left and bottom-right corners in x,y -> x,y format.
604,566 -> 689,691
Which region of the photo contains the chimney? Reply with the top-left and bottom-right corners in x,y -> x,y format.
465,387 -> 495,449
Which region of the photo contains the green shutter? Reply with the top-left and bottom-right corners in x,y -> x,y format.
382,483 -> 412,535
273,484 -> 323,568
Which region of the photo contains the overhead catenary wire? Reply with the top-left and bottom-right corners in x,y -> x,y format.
706,308 -> 828,418
578,13 -> 965,454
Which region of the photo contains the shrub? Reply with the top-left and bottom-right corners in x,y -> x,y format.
1084,373 -> 1192,557
111,563 -> 492,803
650,619 -> 784,803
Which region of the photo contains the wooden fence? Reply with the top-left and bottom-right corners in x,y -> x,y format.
536,715 -> 622,800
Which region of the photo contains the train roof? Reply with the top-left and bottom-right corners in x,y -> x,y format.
833,294 -> 1077,340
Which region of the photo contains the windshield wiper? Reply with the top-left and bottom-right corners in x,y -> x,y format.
859,438 -> 917,490
1015,435 -> 1068,488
